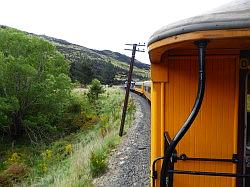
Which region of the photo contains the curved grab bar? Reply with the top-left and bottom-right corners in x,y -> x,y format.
160,40 -> 209,187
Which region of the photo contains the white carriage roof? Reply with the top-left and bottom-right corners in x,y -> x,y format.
143,81 -> 151,87
148,0 -> 250,46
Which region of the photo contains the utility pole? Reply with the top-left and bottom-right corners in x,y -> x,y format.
119,43 -> 145,137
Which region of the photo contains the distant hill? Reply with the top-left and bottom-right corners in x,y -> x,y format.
0,25 -> 150,85
39,35 -> 150,85
94,50 -> 149,70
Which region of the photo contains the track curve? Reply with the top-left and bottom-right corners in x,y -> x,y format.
93,91 -> 151,186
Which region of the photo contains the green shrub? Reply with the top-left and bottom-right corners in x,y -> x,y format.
87,79 -> 105,101
66,100 -> 82,113
0,28 -> 72,142
1,87 -> 134,186
90,147 -> 107,177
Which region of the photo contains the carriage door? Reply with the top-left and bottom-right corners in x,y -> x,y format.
244,70 -> 250,187
238,51 -> 250,187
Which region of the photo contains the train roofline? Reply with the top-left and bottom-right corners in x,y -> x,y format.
148,0 -> 250,46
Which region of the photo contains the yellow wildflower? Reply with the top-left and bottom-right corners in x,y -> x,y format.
65,144 -> 73,155
9,152 -> 21,163
40,162 -> 48,172
42,149 -> 52,160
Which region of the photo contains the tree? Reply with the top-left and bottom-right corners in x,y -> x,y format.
0,28 -> 72,141
87,79 -> 105,101
69,56 -> 93,85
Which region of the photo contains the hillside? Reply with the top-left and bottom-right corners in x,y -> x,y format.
38,35 -> 150,85
0,25 -> 150,85
0,26 -> 138,187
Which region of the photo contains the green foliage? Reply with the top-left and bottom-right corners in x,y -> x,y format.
87,79 -> 105,101
90,147 -> 107,177
0,26 -> 139,187
59,97 -> 89,134
70,56 -> 93,85
0,28 -> 72,141
0,79 -> 136,186
16,87 -> 132,186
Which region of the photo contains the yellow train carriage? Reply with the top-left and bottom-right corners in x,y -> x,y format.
148,0 -> 250,187
143,81 -> 151,101
135,81 -> 144,95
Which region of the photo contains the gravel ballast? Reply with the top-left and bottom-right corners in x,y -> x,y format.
94,91 -> 151,186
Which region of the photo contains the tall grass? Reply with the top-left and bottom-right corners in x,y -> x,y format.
17,87 -> 135,187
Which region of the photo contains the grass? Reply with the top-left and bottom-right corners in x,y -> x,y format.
0,87 -> 135,187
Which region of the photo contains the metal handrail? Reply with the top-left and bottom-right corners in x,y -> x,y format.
177,153 -> 239,163
168,170 -> 250,178
160,40 -> 209,187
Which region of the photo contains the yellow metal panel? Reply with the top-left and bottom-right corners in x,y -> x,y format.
144,91 -> 151,101
151,82 -> 165,187
151,59 -> 169,82
134,87 -> 143,94
151,55 -> 239,187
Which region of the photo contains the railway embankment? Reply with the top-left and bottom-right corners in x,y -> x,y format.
94,92 -> 151,186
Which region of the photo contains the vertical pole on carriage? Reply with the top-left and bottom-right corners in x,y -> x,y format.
119,43 -> 145,137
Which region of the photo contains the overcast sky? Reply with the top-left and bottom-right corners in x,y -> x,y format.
0,0 -> 230,64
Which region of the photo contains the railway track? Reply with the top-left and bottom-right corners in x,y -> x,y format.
94,91 -> 151,186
